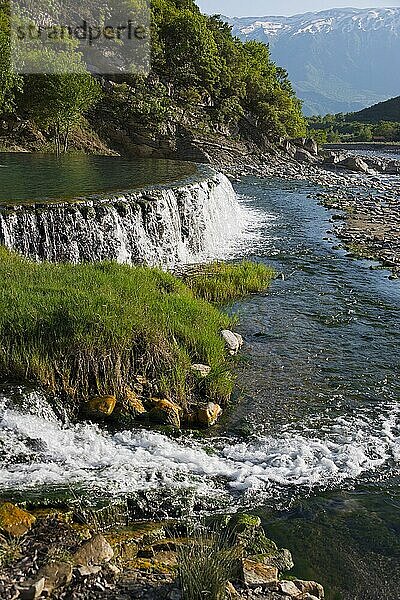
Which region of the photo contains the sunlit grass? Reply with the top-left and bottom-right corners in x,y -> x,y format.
0,249 -> 274,410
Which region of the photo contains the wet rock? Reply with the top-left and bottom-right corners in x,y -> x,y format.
191,364 -> 211,377
197,402 -> 222,427
148,399 -> 181,429
0,502 -> 36,537
73,534 -> 114,567
85,395 -> 117,419
222,330 -> 243,355
241,559 -> 278,587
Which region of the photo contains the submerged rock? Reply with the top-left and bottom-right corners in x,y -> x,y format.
0,502 -> 36,537
85,395 -> 117,419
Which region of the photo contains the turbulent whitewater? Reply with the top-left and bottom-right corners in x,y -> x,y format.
0,388 -> 398,512
0,170 -> 250,268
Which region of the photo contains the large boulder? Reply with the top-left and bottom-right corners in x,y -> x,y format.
338,155 -> 377,175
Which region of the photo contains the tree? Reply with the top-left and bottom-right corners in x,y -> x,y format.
22,50 -> 102,154
0,2 -> 22,114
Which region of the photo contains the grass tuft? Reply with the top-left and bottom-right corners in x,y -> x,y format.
178,524 -> 240,600
185,261 -> 275,303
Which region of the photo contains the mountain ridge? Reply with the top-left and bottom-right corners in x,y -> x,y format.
226,7 -> 400,116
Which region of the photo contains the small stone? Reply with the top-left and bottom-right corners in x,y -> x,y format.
73,534 -> 114,567
226,581 -> 241,598
221,330 -> 243,355
241,559 -> 278,587
279,580 -> 302,597
191,364 -> 211,377
197,402 -> 222,427
85,395 -> 117,419
0,502 -> 36,537
19,578 -> 45,600
293,579 -> 325,599
77,564 -> 102,576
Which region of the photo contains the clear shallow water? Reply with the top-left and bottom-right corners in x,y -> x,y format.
0,153 -> 196,204
1,176 -> 399,597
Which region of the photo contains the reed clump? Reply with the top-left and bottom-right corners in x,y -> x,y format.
185,261 -> 275,303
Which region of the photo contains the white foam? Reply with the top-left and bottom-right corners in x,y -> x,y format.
0,393 -> 398,508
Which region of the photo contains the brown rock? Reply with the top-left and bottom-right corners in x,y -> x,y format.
85,395 -> 117,419
0,502 -> 36,537
241,559 -> 278,588
197,402 -> 223,427
73,534 -> 114,567
148,399 -> 181,429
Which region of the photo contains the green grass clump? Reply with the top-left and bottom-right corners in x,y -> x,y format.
185,261 -> 275,304
178,525 -> 240,600
0,248 -> 235,408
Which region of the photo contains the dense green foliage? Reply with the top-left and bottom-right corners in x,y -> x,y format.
0,0 -> 306,149
308,96 -> 400,143
0,249 -> 274,407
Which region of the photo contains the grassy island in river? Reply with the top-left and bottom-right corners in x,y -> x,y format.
0,248 -> 274,425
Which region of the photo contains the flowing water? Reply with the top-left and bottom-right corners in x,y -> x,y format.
0,174 -> 399,598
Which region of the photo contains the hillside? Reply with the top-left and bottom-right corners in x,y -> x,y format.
227,8 -> 400,116
349,95 -> 400,123
0,0 -> 306,161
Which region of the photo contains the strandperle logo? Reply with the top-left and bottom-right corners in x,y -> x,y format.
10,0 -> 150,75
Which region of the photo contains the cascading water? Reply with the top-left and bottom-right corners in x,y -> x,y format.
0,171 -> 249,267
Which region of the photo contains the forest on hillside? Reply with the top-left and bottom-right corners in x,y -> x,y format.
0,0 -> 306,154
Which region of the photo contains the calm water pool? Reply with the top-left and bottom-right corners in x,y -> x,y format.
0,153 -> 196,204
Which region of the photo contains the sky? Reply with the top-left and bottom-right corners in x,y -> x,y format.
197,0 -> 400,17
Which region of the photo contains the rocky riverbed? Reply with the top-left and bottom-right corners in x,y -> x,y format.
210,138 -> 400,279
0,502 -> 324,600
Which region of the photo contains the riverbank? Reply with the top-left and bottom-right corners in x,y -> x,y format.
203,139 -> 400,279
0,501 -> 324,600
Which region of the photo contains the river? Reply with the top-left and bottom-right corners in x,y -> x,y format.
0,175 -> 399,599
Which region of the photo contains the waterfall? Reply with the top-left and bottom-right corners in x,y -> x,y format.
0,170 -> 247,267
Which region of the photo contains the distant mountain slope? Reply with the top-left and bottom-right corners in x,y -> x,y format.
226,8 -> 400,116
349,95 -> 400,123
